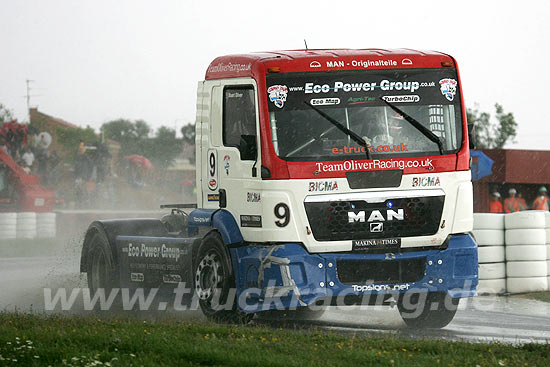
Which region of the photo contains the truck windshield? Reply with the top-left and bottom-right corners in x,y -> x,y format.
266,68 -> 463,161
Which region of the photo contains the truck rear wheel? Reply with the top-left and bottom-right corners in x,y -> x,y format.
86,231 -> 121,310
194,232 -> 253,324
397,292 -> 458,329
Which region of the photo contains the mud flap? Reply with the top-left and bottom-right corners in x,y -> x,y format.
116,236 -> 196,295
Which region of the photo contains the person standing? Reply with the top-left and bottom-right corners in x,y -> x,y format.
489,192 -> 503,213
532,186 -> 549,211
504,188 -> 521,213
517,192 -> 528,211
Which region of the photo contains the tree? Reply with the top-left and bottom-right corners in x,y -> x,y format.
102,119 -> 181,168
467,103 -> 517,149
0,103 -> 15,124
180,123 -> 195,145
55,125 -> 98,162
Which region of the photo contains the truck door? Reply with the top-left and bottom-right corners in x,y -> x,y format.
202,80 -> 262,236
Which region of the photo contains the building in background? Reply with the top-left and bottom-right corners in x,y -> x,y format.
473,149 -> 550,212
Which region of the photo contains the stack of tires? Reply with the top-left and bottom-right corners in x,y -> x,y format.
473,213 -> 506,294
0,212 -> 17,239
505,211 -> 548,293
16,212 -> 37,239
36,213 -> 56,238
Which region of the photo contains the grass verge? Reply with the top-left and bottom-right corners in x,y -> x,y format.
0,313 -> 548,367
513,292 -> 550,303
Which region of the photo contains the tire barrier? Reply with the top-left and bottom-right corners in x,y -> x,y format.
0,212 -> 57,240
0,213 -> 17,239
472,229 -> 505,246
474,213 -> 507,294
478,279 -> 507,294
474,210 -> 550,294
505,211 -> 547,230
479,263 -> 506,280
473,213 -> 505,230
36,213 -> 56,238
478,246 -> 505,263
16,212 -> 36,239
507,277 -> 548,294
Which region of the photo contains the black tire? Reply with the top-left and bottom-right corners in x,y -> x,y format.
397,292 -> 458,329
86,230 -> 121,310
194,232 -> 253,324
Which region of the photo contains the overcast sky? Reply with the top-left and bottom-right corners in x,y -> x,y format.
1,0 -> 548,149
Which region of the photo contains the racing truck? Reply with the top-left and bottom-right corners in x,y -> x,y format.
80,49 -> 478,328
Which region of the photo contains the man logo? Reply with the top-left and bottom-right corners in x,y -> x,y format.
370,223 -> 383,232
348,209 -> 404,223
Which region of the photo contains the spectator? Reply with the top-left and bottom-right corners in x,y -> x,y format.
489,192 -> 503,213
21,147 -> 35,168
517,192 -> 528,211
504,188 -> 521,213
532,186 -> 549,211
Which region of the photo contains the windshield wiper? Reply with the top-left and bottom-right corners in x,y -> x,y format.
380,98 -> 444,155
304,101 -> 371,159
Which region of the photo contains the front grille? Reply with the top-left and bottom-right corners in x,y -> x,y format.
337,258 -> 426,285
304,195 -> 444,241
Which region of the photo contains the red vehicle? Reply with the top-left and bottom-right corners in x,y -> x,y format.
0,148 -> 55,212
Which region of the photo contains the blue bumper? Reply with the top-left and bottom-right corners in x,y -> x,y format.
230,234 -> 478,313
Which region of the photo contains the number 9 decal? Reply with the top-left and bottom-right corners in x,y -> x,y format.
274,203 -> 290,227
207,149 -> 218,191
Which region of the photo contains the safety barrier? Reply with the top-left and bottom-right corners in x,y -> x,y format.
0,212 -> 56,239
474,211 -> 550,294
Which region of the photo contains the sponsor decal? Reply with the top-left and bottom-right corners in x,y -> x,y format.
439,78 -> 457,101
401,58 -> 413,65
162,274 -> 182,284
331,143 -> 407,155
412,176 -> 441,187
305,80 -> 420,94
207,194 -> 220,201
381,95 -> 420,103
247,192 -> 261,202
310,97 -> 340,106
308,181 -> 339,192
223,154 -> 230,175
240,215 -> 262,228
130,272 -> 144,282
267,85 -> 288,108
207,62 -> 251,74
126,243 -> 188,261
207,149 -> 218,191
348,209 -> 404,223
326,60 -> 398,68
193,216 -> 210,223
34,198 -> 45,206
315,158 -> 433,173
309,61 -> 321,68
352,238 -> 401,251
347,96 -> 376,104
352,283 -> 410,292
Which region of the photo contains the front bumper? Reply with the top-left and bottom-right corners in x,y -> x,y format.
230,233 -> 478,313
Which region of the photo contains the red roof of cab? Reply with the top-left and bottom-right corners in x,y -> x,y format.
205,49 -> 454,80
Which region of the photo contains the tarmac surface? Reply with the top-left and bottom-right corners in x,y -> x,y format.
1,250 -> 549,344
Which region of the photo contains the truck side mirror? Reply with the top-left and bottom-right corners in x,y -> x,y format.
238,135 -> 257,161
467,123 -> 476,149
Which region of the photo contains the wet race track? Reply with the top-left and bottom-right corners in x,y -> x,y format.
1,250 -> 549,345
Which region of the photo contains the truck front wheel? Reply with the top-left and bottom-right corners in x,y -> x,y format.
397,292 -> 458,329
194,232 -> 253,324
